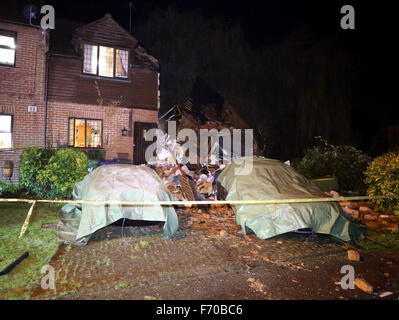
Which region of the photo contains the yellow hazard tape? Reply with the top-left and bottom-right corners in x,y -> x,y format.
0,195 -> 388,206
0,146 -> 43,151
0,195 -> 390,239
18,201 -> 36,239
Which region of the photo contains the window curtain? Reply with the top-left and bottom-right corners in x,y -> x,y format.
117,49 -> 128,77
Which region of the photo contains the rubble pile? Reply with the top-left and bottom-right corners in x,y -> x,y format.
326,191 -> 399,233
151,162 -> 240,236
152,163 -> 220,201
179,205 -> 241,237
144,99 -> 262,236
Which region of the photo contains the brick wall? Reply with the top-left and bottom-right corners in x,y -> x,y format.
0,21 -> 159,186
46,101 -> 158,162
0,23 -> 48,184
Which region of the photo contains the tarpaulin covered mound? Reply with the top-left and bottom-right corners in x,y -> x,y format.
217,157 -> 365,242
58,164 -> 179,244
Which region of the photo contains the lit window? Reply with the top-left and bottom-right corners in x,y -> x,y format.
0,30 -> 16,66
99,46 -> 114,77
0,115 -> 12,150
83,44 -> 97,74
115,49 -> 128,78
69,118 -> 102,148
83,44 -> 128,78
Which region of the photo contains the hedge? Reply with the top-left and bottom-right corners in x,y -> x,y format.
19,147 -> 88,199
296,137 -> 371,193
364,152 -> 399,212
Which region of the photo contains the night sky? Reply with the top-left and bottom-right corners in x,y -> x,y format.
1,0 -> 397,156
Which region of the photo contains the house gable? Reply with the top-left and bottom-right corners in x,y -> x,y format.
72,14 -> 138,53
47,14 -> 159,110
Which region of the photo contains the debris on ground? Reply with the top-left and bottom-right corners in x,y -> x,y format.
354,278 -> 373,294
347,249 -> 361,261
378,291 -> 393,298
152,161 -> 226,202
42,224 -> 57,230
333,194 -> 399,234
326,190 -> 340,198
248,278 -> 267,295
178,204 -> 240,238
150,158 -> 240,237
0,252 -> 29,276
219,230 -> 228,238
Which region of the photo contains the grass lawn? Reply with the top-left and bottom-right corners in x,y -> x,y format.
0,203 -> 61,300
357,230 -> 399,250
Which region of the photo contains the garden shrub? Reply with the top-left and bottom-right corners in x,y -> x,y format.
81,148 -> 106,161
295,145 -> 332,179
19,147 -> 56,197
364,152 -> 399,212
296,137 -> 371,193
39,148 -> 88,199
0,182 -> 20,198
19,147 -> 88,199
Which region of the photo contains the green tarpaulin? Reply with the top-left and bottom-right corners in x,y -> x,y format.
58,164 -> 179,244
217,157 -> 365,242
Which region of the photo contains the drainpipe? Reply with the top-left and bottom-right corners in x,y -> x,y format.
43,51 -> 50,147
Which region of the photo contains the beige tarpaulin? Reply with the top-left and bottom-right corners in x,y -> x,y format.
58,165 -> 179,244
217,157 -> 365,241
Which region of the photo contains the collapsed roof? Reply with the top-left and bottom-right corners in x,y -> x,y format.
156,99 -> 264,164
159,98 -> 254,133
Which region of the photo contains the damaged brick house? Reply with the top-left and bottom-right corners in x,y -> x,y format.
0,14 -> 160,183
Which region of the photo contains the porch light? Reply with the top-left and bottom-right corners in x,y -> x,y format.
121,128 -> 128,136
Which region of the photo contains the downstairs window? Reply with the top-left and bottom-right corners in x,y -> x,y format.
68,118 -> 102,148
0,115 -> 12,150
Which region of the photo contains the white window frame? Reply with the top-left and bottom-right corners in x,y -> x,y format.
0,30 -> 17,67
0,114 -> 13,151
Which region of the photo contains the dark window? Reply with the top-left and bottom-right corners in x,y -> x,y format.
0,114 -> 13,150
68,118 -> 103,148
83,44 -> 128,78
0,30 -> 16,66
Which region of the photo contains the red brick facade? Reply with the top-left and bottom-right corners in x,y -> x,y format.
0,17 -> 159,185
46,101 -> 158,161
0,22 -> 48,183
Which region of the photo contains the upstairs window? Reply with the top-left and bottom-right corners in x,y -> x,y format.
83,44 -> 97,74
0,30 -> 16,66
69,118 -> 102,148
0,115 -> 12,150
83,44 -> 128,78
115,49 -> 128,78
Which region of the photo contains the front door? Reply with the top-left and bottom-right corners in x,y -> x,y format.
133,122 -> 158,164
